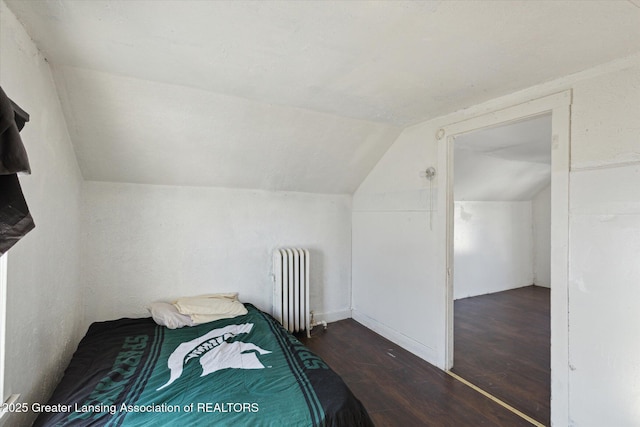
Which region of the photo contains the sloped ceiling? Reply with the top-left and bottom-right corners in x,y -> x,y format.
454,114 -> 551,201
4,1 -> 640,193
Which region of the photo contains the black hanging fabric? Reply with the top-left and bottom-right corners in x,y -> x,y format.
0,86 -> 34,255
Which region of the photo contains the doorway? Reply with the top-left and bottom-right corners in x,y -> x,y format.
436,91 -> 571,427
450,114 -> 552,425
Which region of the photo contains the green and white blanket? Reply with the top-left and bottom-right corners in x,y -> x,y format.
34,305 -> 373,426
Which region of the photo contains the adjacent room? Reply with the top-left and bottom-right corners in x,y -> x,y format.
451,115 -> 552,425
1,1 -> 639,426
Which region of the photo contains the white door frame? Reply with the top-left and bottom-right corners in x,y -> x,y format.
436,90 -> 571,425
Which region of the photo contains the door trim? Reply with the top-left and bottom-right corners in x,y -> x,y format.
436,90 -> 571,425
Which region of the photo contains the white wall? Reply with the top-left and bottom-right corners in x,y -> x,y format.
352,55 -> 640,426
352,120 -> 440,362
453,201 -> 533,299
0,3 -> 84,426
532,185 -> 551,287
82,181 -> 352,325
565,63 -> 640,426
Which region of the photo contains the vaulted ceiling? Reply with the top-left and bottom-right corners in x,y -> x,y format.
4,0 -> 640,193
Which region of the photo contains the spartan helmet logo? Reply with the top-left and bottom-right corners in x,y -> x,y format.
157,323 -> 271,390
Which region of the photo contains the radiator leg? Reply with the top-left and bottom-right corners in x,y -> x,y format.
312,320 -> 328,330
309,311 -> 328,337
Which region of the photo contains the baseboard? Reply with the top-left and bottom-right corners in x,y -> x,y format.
351,309 -> 438,365
533,282 -> 551,288
313,309 -> 352,324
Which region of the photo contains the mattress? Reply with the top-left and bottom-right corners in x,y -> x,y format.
33,304 -> 373,426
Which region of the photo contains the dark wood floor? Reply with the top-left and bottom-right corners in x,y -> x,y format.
452,285 -> 550,426
299,320 -> 532,426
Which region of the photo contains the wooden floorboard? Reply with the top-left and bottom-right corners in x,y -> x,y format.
452,285 -> 550,426
299,319 -> 533,426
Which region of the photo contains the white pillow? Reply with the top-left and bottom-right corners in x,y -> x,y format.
174,293 -> 248,324
148,302 -> 194,329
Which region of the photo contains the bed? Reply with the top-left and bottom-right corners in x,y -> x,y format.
33,304 -> 373,426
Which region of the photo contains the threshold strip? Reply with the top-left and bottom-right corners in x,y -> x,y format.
445,370 -> 545,427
